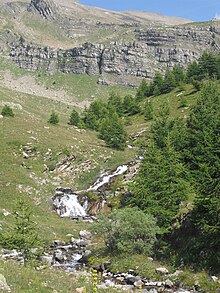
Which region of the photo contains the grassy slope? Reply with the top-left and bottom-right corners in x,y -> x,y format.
0,57 -> 219,291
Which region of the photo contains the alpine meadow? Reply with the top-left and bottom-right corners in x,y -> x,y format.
0,0 -> 219,292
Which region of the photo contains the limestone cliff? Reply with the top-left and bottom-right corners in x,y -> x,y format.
1,0 -> 220,86
27,0 -> 57,19
10,26 -> 219,86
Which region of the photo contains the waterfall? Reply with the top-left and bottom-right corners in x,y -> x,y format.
53,164 -> 129,218
53,193 -> 87,218
88,164 -> 128,191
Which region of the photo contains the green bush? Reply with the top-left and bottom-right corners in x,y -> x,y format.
1,105 -> 15,117
91,207 -> 159,255
48,111 -> 59,124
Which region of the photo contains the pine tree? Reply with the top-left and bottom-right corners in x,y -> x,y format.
184,82 -> 220,270
0,199 -> 43,266
69,109 -> 81,126
99,111 -> 127,150
187,61 -> 201,81
82,107 -> 98,130
144,99 -> 153,121
123,95 -> 140,115
128,141 -> 191,231
169,118 -> 188,153
152,72 -> 164,95
83,100 -> 108,130
48,111 -> 59,125
162,70 -> 177,93
199,52 -> 219,79
107,92 -> 123,116
151,102 -> 170,149
136,79 -> 150,101
172,65 -> 186,84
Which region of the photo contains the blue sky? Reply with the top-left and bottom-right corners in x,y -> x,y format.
80,0 -> 220,22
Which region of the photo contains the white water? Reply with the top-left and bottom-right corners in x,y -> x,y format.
54,194 -> 87,218
88,165 -> 128,191
53,164 -> 129,218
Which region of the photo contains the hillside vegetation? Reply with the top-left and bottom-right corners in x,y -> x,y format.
0,0 -> 219,289
0,49 -> 219,291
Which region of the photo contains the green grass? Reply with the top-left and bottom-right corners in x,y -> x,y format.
0,56 -> 219,292
22,16 -> 70,44
35,71 -> 135,103
0,77 -> 136,244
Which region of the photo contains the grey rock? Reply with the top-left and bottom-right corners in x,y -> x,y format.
41,255 -> 53,265
27,0 -> 57,20
165,279 -> 174,288
79,230 -> 92,240
0,274 -> 11,292
77,240 -> 88,247
211,275 -> 218,282
53,240 -> 65,246
124,274 -> 136,284
54,252 -> 65,262
156,267 -> 169,275
134,279 -> 144,288
10,24 -> 219,87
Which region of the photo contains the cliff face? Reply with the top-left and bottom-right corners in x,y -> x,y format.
1,0 -> 219,86
27,0 -> 57,19
10,26 -> 219,85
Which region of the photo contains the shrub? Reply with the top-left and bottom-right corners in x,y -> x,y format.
91,207 -> 159,255
1,105 -> 14,117
48,111 -> 59,124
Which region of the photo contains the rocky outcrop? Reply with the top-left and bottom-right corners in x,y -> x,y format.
27,0 -> 57,19
9,26 -> 219,85
0,274 -> 11,292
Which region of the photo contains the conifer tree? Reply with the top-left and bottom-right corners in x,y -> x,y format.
187,61 -> 201,81
184,82 -> 220,269
123,95 -> 140,115
48,111 -> 59,125
144,99 -> 153,121
151,101 -> 170,149
136,79 -> 150,101
172,65 -> 186,84
99,111 -> 127,150
107,92 -> 123,116
199,52 -> 219,79
152,72 -> 164,95
169,118 -> 188,153
69,109 -> 81,126
0,199 -> 43,266
82,100 -> 107,130
162,70 -> 177,93
128,141 -> 191,231
83,107 -> 98,130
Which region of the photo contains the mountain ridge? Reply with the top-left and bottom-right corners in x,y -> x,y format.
0,0 -> 219,87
